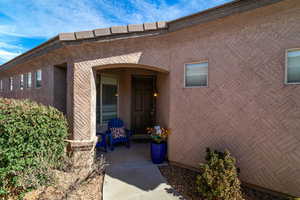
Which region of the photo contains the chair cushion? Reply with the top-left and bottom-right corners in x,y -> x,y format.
110,127 -> 126,138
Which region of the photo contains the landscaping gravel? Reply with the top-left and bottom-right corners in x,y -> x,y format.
159,165 -> 199,200
159,164 -> 290,200
24,171 -> 103,200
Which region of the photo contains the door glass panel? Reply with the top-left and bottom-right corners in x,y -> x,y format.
101,76 -> 118,125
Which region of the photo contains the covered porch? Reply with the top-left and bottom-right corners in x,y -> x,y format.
94,65 -> 176,199
95,66 -> 170,140
66,52 -> 170,169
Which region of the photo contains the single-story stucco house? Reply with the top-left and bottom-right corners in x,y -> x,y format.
0,0 -> 299,197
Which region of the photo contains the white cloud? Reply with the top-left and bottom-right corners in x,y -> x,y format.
95,0 -> 232,25
0,40 -> 24,63
0,42 -> 24,50
0,49 -> 21,63
0,0 -> 232,38
0,0 -> 112,38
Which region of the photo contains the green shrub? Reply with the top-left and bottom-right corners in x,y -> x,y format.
0,98 -> 68,198
196,148 -> 244,200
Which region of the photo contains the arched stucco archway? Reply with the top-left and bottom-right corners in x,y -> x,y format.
66,58 -> 169,167
93,63 -> 169,74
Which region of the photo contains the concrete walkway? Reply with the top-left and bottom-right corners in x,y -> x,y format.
103,142 -> 183,200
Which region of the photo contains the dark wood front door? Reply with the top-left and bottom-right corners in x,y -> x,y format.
131,75 -> 156,135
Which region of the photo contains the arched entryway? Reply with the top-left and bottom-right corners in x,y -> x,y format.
66,60 -> 169,168
94,64 -> 169,139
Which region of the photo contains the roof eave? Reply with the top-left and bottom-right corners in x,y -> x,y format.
0,35 -> 60,71
0,28 -> 168,71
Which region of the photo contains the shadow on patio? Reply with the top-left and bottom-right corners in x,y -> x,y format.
97,141 -> 183,200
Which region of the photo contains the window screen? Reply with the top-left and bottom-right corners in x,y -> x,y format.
287,50 -> 300,83
185,62 -> 208,87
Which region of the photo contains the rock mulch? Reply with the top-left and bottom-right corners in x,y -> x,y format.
24,153 -> 106,200
242,185 -> 290,200
159,165 -> 199,200
24,170 -> 103,200
159,164 -> 290,200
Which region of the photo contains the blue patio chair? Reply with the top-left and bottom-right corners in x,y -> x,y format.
106,118 -> 132,151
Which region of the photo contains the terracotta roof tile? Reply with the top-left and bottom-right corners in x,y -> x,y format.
94,28 -> 111,36
75,31 -> 95,39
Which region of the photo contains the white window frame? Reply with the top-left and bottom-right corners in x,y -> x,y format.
27,72 -> 32,88
20,74 -> 24,90
0,80 -> 3,92
100,74 -> 119,126
9,77 -> 13,91
35,69 -> 42,88
285,48 -> 300,85
184,60 -> 209,88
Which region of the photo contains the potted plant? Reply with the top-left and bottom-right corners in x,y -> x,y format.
147,126 -> 171,164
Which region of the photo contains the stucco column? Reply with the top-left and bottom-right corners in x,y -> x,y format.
66,61 -> 97,168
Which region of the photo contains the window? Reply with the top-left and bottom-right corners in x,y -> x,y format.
100,76 -> 118,125
27,72 -> 32,88
20,74 -> 24,90
35,69 -> 42,88
0,80 -> 2,92
185,61 -> 208,87
286,49 -> 300,84
9,77 -> 13,91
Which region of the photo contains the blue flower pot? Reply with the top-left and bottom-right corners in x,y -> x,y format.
151,142 -> 167,164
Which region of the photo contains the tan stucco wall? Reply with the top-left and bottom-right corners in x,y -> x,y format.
53,66 -> 67,114
0,0 -> 299,196
156,73 -> 170,128
0,64 -> 55,106
0,48 -> 69,110
167,0 -> 300,196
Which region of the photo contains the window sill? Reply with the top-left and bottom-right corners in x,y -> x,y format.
183,86 -> 208,88
285,82 -> 300,85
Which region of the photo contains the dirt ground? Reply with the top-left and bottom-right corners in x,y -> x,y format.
159,165 -> 289,200
24,169 -> 103,200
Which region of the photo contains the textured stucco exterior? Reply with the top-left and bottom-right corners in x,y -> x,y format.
0,47 -> 69,108
167,0 -> 300,196
53,66 -> 67,114
0,0 -> 299,196
0,64 -> 54,106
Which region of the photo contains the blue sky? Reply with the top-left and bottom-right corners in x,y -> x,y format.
0,0 -> 232,64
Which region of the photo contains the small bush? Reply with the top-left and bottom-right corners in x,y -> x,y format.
196,148 -> 244,200
0,98 -> 68,198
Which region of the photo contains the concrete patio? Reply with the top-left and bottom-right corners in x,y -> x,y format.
102,142 -> 183,200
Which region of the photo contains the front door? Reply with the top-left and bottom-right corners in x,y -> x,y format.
131,75 -> 156,135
